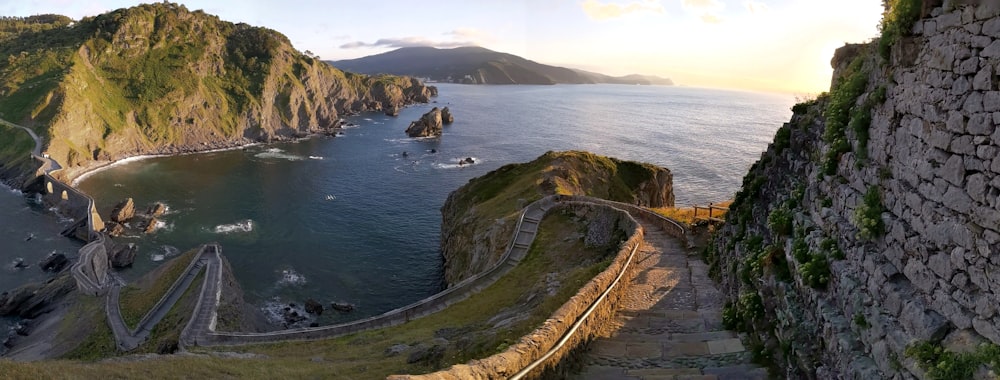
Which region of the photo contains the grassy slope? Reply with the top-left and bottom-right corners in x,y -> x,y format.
442,150 -> 661,281
119,249 -> 198,328
1,211 -> 613,379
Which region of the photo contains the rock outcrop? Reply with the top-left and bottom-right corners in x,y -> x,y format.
109,198 -> 135,223
143,218 -> 159,234
38,253 -> 68,273
0,274 -> 75,319
441,107 -> 454,124
147,203 -> 166,218
304,299 -> 323,315
405,107 -> 443,138
109,242 -> 137,268
709,2 -> 1000,378
440,150 -> 672,285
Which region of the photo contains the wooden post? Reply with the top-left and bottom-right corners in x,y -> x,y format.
693,206 -> 698,220
708,203 -> 714,220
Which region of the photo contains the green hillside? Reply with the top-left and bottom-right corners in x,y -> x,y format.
0,3 -> 434,183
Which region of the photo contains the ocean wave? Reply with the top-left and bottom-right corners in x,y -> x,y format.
308,156 -> 324,160
362,118 -> 374,121
213,219 -> 254,234
254,148 -> 304,161
434,157 -> 481,169
1,183 -> 22,196
261,297 -> 314,328
276,268 -> 307,287
151,245 -> 180,262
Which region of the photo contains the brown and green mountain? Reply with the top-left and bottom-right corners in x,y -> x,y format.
0,3 -> 435,184
331,46 -> 675,86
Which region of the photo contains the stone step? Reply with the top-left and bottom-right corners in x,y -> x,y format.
702,364 -> 769,380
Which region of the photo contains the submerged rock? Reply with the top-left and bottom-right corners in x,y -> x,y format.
331,302 -> 354,312
304,299 -> 323,315
405,107 -> 443,138
110,198 -> 136,223
38,253 -> 68,273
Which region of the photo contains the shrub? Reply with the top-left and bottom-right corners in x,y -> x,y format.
767,205 -> 793,236
798,253 -> 830,289
878,0 -> 923,60
906,341 -> 1000,380
821,56 -> 868,176
853,186 -> 886,240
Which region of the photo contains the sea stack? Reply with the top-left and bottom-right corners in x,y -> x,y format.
441,107 -> 454,124
405,107 -> 444,137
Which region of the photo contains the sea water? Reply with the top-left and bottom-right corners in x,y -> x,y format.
58,84 -> 792,325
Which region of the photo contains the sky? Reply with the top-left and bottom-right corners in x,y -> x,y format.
3,0 -> 885,94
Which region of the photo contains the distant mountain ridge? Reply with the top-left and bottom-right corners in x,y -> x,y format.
330,46 -> 674,86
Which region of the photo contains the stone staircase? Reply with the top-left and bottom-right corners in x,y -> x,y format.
576,221 -> 768,380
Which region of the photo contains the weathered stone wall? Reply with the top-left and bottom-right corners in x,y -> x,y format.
711,2 -> 1000,378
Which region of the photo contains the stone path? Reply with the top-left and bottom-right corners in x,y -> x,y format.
576,218 -> 768,380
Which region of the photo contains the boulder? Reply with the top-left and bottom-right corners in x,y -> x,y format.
143,217 -> 159,234
109,243 -> 137,268
405,107 -> 443,138
110,198 -> 135,223
105,222 -> 125,237
38,253 -> 68,273
385,105 -> 400,117
147,202 -> 167,218
304,299 -> 324,315
441,107 -> 454,124
331,302 -> 354,312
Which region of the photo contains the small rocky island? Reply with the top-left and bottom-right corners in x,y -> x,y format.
405,107 -> 454,137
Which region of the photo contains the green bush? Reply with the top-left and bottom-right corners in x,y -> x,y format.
798,253 -> 830,289
767,205 -> 793,236
821,57 -> 868,176
878,0 -> 922,60
853,186 -> 886,240
906,341 -> 1000,380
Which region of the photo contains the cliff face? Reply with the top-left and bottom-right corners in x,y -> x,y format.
0,3 -> 435,182
440,150 -> 673,285
711,2 -> 1000,378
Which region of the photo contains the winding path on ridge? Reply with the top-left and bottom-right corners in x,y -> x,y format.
574,215 -> 767,380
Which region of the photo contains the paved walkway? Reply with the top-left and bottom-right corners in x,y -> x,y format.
576,218 -> 767,380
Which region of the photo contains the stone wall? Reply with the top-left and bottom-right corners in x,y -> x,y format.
711,1 -> 1000,378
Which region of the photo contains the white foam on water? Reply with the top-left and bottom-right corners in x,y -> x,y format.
151,254 -> 165,262
308,156 -> 324,160
254,148 -> 304,161
434,157 -> 482,170
260,297 -> 314,328
276,268 -> 307,287
362,118 -> 374,121
212,219 -> 254,234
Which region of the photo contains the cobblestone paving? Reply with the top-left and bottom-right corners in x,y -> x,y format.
576,219 -> 769,380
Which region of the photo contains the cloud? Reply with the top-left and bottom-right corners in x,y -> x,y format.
339,37 -> 475,49
581,0 -> 665,21
744,0 -> 768,13
700,13 -> 723,23
682,0 -> 721,9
